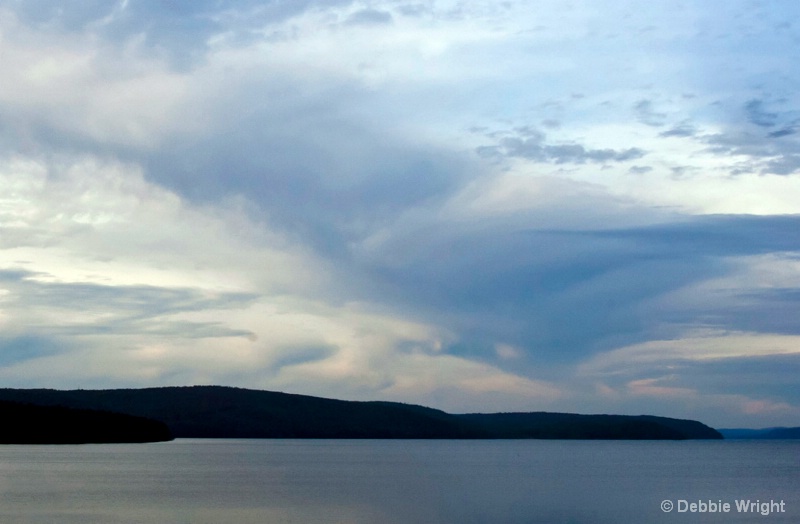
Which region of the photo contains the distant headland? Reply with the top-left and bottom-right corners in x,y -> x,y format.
0,400 -> 173,444
0,386 -> 722,443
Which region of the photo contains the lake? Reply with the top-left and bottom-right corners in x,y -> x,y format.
0,439 -> 797,523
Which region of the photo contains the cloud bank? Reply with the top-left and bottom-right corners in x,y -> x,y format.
0,0 -> 799,426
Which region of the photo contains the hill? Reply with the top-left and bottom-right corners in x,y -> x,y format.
0,386 -> 722,440
458,412 -> 721,439
0,400 -> 173,444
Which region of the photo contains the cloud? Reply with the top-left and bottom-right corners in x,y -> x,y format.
580,330 -> 800,374
349,208 -> 800,377
0,0 -> 358,66
768,127 -> 797,138
0,335 -> 66,366
700,130 -> 800,176
745,99 -> 779,128
345,8 -> 393,26
395,3 -> 430,18
693,96 -> 800,176
477,128 -> 645,165
0,267 -> 258,339
634,99 -> 668,127
576,330 -> 800,426
0,11 -> 478,254
143,94 -> 471,253
659,122 -> 696,138
0,0 -> 799,425
763,155 -> 800,176
0,137 -> 559,411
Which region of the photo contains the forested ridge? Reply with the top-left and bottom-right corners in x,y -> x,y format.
0,386 -> 722,441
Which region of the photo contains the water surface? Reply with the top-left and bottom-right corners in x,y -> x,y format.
0,439 -> 797,523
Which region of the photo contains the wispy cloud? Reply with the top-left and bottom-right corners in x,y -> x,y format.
477,130 -> 646,164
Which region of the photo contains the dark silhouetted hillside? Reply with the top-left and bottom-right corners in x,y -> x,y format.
0,387 -> 472,439
0,386 -> 721,440
456,412 -> 721,440
0,400 -> 173,444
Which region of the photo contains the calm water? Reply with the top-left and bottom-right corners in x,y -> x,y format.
0,439 -> 797,523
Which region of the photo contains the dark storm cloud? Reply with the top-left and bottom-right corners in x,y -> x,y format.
353,214 -> 800,364
144,87 -> 470,254
586,215 -> 800,256
593,351 -> 800,410
713,288 -> 800,336
378,232 -> 705,360
683,354 -> 800,402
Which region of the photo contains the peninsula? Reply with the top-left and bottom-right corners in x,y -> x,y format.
0,400 -> 173,444
0,386 -> 721,441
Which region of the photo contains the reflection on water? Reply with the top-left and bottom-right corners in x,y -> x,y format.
0,439 -> 797,523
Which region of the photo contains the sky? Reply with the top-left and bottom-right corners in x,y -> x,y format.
0,0 -> 799,428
